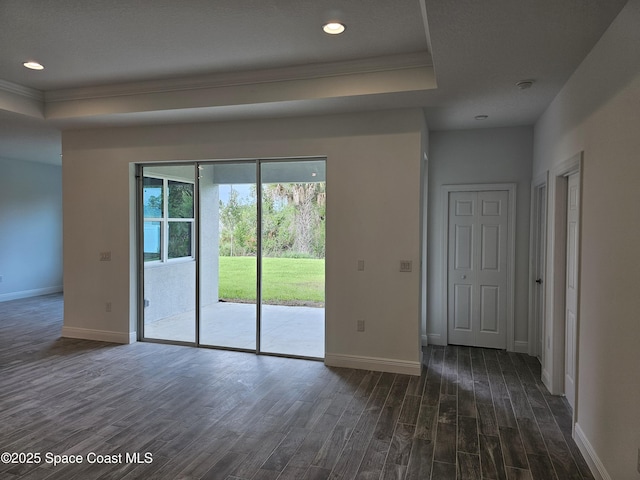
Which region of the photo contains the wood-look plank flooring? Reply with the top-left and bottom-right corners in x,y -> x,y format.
0,294 -> 594,479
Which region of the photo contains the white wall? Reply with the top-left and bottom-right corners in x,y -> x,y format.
0,158 -> 63,301
533,1 -> 640,478
61,109 -> 426,375
426,127 -> 533,350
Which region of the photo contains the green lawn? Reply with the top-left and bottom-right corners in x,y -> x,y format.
219,256 -> 325,306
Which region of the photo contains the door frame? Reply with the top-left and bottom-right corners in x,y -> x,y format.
441,183 -> 517,350
136,158 -> 327,361
527,172 -> 548,358
542,152 -> 582,423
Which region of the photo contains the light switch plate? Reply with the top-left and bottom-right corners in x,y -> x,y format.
399,260 -> 412,272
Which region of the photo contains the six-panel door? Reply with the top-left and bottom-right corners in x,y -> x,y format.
448,190 -> 509,349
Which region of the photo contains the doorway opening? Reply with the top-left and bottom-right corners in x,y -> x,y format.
564,171 -> 580,410
542,151 -> 582,416
138,158 -> 326,360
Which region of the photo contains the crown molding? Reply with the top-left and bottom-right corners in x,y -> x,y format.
45,52 -> 432,103
45,65 -> 436,124
0,79 -> 44,101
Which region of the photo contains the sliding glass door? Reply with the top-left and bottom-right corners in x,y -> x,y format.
141,164 -> 196,343
260,160 -> 326,358
139,159 -> 325,359
198,163 -> 257,351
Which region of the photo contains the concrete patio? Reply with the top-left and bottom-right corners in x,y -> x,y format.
143,301 -> 324,358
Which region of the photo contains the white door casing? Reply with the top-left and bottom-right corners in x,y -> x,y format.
564,172 -> 579,409
447,190 -> 509,349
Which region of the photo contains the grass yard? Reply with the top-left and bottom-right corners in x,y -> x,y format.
219,256 -> 325,306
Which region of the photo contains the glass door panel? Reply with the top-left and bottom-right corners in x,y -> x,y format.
199,163 -> 257,351
142,165 -> 196,343
260,160 -> 326,358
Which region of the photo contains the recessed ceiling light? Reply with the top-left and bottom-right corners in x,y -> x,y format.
323,22 -> 346,35
23,61 -> 44,70
475,115 -> 489,120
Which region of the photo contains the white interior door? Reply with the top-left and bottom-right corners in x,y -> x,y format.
564,173 -> 579,408
448,190 -> 509,349
534,185 -> 547,359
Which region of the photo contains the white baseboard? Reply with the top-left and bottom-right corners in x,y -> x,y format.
574,423 -> 611,480
0,285 -> 63,303
427,333 -> 445,345
513,341 -> 529,354
325,353 -> 421,376
61,326 -> 135,344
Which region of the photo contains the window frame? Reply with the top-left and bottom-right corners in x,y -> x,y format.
143,174 -> 195,265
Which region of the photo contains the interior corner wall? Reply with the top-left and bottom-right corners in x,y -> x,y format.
61,108 -> 426,374
533,1 -> 640,478
0,157 -> 63,302
426,127 -> 533,349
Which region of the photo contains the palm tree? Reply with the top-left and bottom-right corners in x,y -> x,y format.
264,182 -> 325,257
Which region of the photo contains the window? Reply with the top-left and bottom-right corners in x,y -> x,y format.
143,176 -> 194,262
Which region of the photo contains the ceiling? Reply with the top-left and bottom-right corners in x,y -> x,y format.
0,0 -> 628,165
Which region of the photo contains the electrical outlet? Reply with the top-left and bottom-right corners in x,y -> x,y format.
100,251 -> 111,261
357,260 -> 365,271
144,299 -> 150,308
399,260 -> 412,272
357,320 -> 365,332
105,302 -> 112,313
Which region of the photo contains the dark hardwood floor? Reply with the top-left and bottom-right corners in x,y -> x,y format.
0,294 -> 593,480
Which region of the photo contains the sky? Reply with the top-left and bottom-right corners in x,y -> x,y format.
218,184 -> 253,204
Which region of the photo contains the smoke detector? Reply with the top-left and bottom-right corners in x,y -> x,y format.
516,80 -> 535,90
